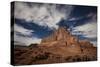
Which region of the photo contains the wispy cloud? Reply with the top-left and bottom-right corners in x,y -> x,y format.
14,24 -> 34,36
72,22 -> 97,46
14,24 -> 41,46
14,2 -> 73,29
73,22 -> 97,38
68,12 -> 97,23
14,33 -> 41,46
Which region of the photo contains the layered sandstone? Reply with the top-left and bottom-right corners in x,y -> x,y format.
14,27 -> 97,65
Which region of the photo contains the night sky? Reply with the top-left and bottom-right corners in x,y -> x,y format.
13,2 -> 97,46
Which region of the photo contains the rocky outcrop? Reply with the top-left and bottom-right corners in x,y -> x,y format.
40,27 -> 81,53
14,27 -> 97,65
41,27 -> 78,46
79,40 -> 94,48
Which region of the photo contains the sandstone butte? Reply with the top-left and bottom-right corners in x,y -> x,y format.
14,27 -> 97,65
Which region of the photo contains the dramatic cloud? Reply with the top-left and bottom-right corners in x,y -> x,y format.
13,2 -> 97,46
73,22 -> 97,38
68,12 -> 97,23
72,22 -> 97,46
14,24 -> 41,46
14,24 -> 34,36
14,34 -> 41,46
69,11 -> 97,46
72,12 -> 97,37
14,2 -> 73,29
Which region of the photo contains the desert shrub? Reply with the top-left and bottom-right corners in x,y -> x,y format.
76,58 -> 81,61
31,52 -> 50,63
29,44 -> 38,49
72,55 -> 82,62
35,53 -> 49,60
91,56 -> 97,60
72,58 -> 81,62
65,56 -> 72,61
14,51 -> 24,56
31,57 -> 37,62
81,55 -> 91,61
45,52 -> 51,55
32,53 -> 49,61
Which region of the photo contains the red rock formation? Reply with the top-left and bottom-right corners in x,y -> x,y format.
41,27 -> 78,46
79,40 -> 93,48
40,27 -> 96,54
14,27 -> 97,65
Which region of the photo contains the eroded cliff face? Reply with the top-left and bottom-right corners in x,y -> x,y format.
40,27 -> 96,53
40,27 -> 81,53
41,27 -> 78,46
14,27 -> 97,65
41,27 -> 71,43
